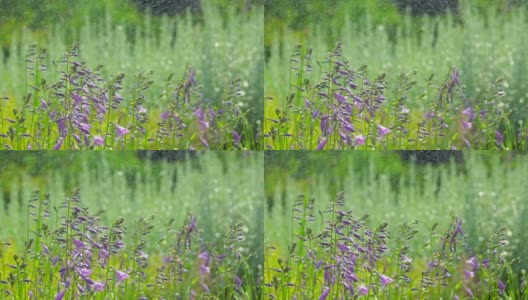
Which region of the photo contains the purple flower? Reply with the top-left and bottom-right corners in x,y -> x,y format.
93,281 -> 105,292
233,131 -> 241,145
73,239 -> 85,251
72,93 -> 84,105
315,260 -> 323,269
461,120 -> 472,129
234,275 -> 243,290
55,290 -> 65,300
466,256 -> 478,271
189,215 -> 197,232
481,259 -> 490,269
424,111 -> 435,120
199,251 -> 211,265
377,125 -> 391,138
454,218 -> 464,237
379,274 -> 394,287
115,124 -> 129,137
495,130 -> 504,145
462,107 -> 475,122
115,269 -> 129,283
94,136 -> 104,146
316,137 -> 328,150
77,267 -> 92,278
464,270 -> 474,280
199,136 -> 209,148
79,123 -> 91,134
498,280 -> 506,294
57,118 -> 67,136
320,116 -> 330,136
358,284 -> 368,296
337,243 -> 349,253
334,92 -> 346,103
453,295 -> 460,300
137,105 -> 147,114
41,98 -> 47,109
53,137 -> 64,150
465,286 -> 474,298
160,111 -> 169,121
354,135 -> 366,146
319,287 -> 331,300
463,138 -> 471,149
450,69 -> 461,87
200,281 -> 210,293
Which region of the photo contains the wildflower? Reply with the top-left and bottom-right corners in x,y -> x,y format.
53,137 -> 64,150
234,275 -> 243,290
462,107 -> 475,122
77,267 -> 92,278
73,239 -> 85,251
189,215 -> 197,232
481,259 -> 490,269
199,136 -> 209,148
464,286 -> 474,298
319,287 -> 331,300
466,256 -> 478,271
41,98 -> 47,110
79,123 -> 91,134
358,284 -> 368,296
316,137 -> 328,150
424,111 -> 435,120
334,92 -> 346,103
315,260 -> 323,269
72,93 -> 84,105
93,281 -> 105,292
200,281 -> 210,293
498,280 -> 506,294
337,243 -> 349,253
115,124 -> 129,137
402,255 -> 412,263
233,131 -> 241,145
379,273 -> 394,287
495,131 -> 504,145
354,135 -> 366,146
137,105 -> 147,114
377,125 -> 391,138
55,290 -> 66,300
320,116 -> 331,136
115,269 -> 129,283
93,136 -> 105,146
463,138 -> 471,149
461,120 -> 472,129
464,270 -> 474,280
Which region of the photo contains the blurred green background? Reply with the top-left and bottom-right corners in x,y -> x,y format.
0,0 -> 260,48
264,0 -> 523,49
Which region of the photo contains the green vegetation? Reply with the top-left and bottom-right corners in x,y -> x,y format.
265,151 -> 528,298
265,1 -> 528,149
1,1 -> 263,149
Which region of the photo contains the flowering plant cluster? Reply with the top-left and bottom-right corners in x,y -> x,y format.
0,189 -> 258,299
265,43 -> 520,150
0,44 -> 259,150
265,192 -> 523,299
